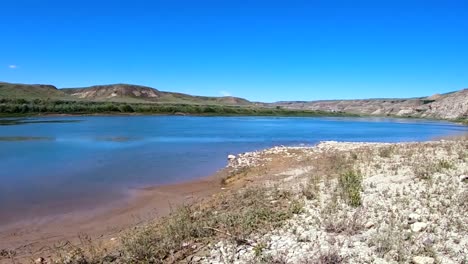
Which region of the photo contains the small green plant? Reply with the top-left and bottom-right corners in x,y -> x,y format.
338,170 -> 363,207
253,242 -> 267,257
414,163 -> 436,180
323,209 -> 364,235
378,146 -> 393,158
302,174 -> 321,200
312,248 -> 345,264
436,159 -> 454,171
289,199 -> 305,214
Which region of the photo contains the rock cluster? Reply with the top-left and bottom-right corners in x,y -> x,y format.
201,140 -> 467,263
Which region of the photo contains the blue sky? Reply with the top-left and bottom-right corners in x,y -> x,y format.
1,0 -> 467,102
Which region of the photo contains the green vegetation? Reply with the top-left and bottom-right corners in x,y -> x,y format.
454,118 -> 468,125
338,170 -> 363,207
0,82 -> 66,99
0,98 -> 358,117
301,174 -> 321,200
48,187 -> 303,263
413,159 -> 454,180
378,146 -> 394,158
436,159 -> 454,171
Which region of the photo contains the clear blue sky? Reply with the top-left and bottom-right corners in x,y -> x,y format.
1,0 -> 467,102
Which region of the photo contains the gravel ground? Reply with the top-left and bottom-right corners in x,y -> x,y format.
196,140 -> 468,264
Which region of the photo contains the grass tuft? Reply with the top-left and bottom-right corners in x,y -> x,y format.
119,187 -> 301,263
338,170 -> 363,207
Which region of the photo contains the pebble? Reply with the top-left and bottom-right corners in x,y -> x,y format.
365,221 -> 375,228
460,175 -> 468,182
411,222 -> 427,232
408,213 -> 421,224
35,257 -> 45,264
412,256 -> 435,264
421,236 -> 434,247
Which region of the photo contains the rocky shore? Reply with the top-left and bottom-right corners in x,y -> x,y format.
202,140 -> 468,263
1,138 -> 467,264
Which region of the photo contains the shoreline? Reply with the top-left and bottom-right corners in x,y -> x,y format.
1,137 -> 467,263
1,113 -> 466,127
0,171 -> 227,260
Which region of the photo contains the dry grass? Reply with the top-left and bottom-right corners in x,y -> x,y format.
43,186 -> 303,264
301,174 -> 320,200
322,208 -> 365,235
311,249 -> 346,264
117,187 -> 303,263
378,146 -> 394,158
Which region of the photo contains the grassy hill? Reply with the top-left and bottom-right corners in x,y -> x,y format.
0,82 -> 68,99
1,81 -> 466,121
0,82 -> 252,106
61,84 -> 251,105
0,82 -> 354,117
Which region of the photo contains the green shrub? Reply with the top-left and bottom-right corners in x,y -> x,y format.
436,159 -> 454,171
338,170 -> 363,207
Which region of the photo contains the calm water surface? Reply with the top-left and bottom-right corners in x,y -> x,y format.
0,116 -> 466,225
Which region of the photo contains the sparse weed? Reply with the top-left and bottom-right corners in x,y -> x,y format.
322,203 -> 364,235
253,242 -> 267,257
338,170 -> 363,207
305,248 -> 345,264
436,159 -> 454,171
378,146 -> 393,158
289,199 -> 305,215
414,163 -> 436,180
302,174 -> 321,200
120,187 -> 300,263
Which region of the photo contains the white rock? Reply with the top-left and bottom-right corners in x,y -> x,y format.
191,256 -> 203,262
459,175 -> 468,182
412,256 -> 435,264
365,221 -> 375,228
228,154 -> 236,160
411,222 -> 428,232
408,213 -> 421,224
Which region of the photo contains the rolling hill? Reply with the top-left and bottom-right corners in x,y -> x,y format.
1,81 -> 467,120
0,82 -> 251,106
0,82 -> 66,99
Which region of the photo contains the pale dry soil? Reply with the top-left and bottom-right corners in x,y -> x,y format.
202,139 -> 467,264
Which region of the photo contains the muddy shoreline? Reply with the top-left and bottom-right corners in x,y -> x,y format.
0,170 -> 227,260
1,138 -> 466,263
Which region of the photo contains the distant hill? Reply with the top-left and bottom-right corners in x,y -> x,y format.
0,82 -> 251,106
61,84 -> 161,104
0,82 -> 67,99
1,81 -> 467,120
62,83 -> 251,105
273,89 -> 468,120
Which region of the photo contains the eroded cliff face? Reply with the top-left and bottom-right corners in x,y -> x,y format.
62,84 -> 160,99
420,89 -> 468,119
274,89 -> 468,120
